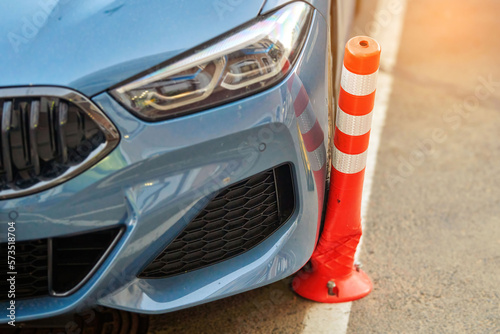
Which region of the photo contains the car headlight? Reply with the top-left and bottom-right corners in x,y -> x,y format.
110,2 -> 313,121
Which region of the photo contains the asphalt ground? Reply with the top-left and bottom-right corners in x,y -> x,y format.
149,0 -> 500,333
348,0 -> 500,332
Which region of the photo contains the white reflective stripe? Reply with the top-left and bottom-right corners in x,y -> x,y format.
290,73 -> 304,101
336,107 -> 373,136
290,75 -> 317,134
297,104 -> 316,134
333,147 -> 367,174
341,65 -> 378,96
308,144 -> 326,172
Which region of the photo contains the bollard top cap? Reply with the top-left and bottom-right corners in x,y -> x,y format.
344,36 -> 381,75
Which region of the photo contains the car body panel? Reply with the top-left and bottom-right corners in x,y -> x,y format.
0,0 -> 264,97
261,0 -> 329,18
0,8 -> 329,322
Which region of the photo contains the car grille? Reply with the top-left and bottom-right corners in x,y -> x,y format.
1,239 -> 49,300
0,227 -> 123,301
139,164 -> 295,279
0,87 -> 119,199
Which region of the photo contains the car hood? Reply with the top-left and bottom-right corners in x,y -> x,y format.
0,0 -> 265,97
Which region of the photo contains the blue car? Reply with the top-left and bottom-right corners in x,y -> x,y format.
0,0 -> 354,325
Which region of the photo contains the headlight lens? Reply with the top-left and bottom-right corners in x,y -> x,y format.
110,2 -> 313,121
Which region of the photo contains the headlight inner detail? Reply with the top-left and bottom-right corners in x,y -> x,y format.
111,3 -> 313,121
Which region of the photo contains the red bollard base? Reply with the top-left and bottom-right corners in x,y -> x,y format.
292,266 -> 372,303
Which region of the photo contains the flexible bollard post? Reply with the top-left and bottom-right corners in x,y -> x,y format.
292,36 -> 381,303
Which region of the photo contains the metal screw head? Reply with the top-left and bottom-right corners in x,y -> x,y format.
327,281 -> 336,296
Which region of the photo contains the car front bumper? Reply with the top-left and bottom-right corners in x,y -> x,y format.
0,10 -> 329,323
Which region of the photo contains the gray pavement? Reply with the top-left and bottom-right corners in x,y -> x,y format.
348,0 -> 500,332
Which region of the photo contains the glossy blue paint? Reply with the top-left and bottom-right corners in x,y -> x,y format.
0,3 -> 330,323
261,0 -> 329,18
0,0 -> 264,97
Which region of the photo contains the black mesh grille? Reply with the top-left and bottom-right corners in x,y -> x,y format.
0,227 -> 122,302
139,164 -> 295,279
0,239 -> 49,300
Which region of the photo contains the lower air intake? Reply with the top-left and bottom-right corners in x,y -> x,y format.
0,239 -> 49,300
139,164 -> 295,279
0,227 -> 123,301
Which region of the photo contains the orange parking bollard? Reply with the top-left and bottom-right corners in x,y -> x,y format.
292,36 -> 381,303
